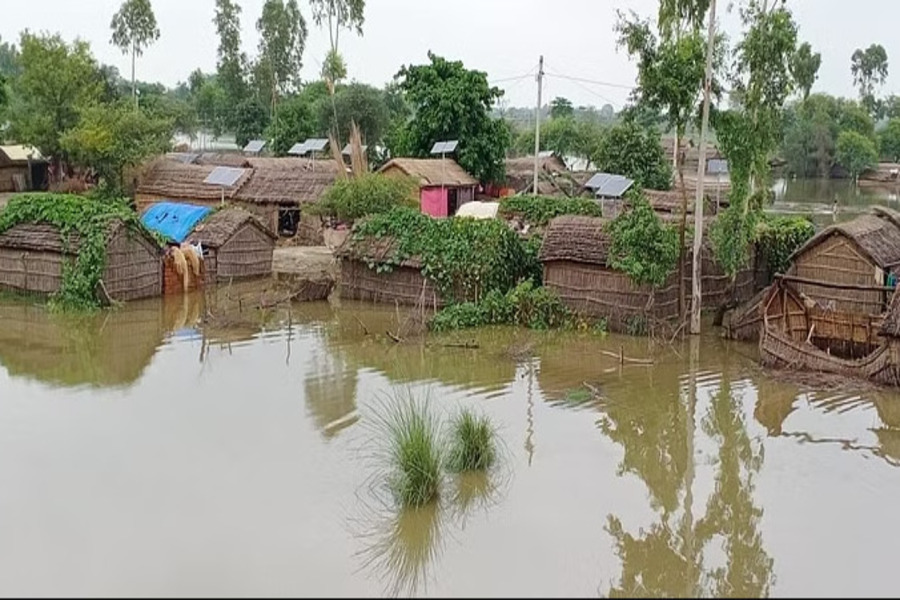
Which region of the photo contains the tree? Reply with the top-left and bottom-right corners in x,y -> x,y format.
835,129 -> 878,182
550,97 -> 574,120
7,32 -> 103,165
234,97 -> 269,148
214,0 -> 248,127
393,52 -> 510,183
61,101 -> 172,196
317,83 -> 390,148
110,0 -> 161,109
880,118 -> 900,162
266,95 -> 315,155
192,75 -> 228,138
309,0 -> 364,84
595,119 -> 672,191
255,0 -> 308,112
790,42 -> 821,100
851,44 -> 889,117
0,36 -> 20,78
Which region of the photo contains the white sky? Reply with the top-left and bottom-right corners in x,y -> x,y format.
1,0 -> 897,109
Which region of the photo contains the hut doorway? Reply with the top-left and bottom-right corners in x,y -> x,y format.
279,208 -> 300,237
448,188 -> 460,216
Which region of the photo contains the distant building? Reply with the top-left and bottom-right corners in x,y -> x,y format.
0,145 -> 49,192
379,158 -> 478,218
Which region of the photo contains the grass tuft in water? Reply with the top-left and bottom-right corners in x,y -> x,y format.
372,394 -> 444,508
445,409 -> 497,473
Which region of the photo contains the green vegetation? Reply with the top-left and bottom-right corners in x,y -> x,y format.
391,52 -> 510,183
0,194 -> 148,311
309,173 -> 418,222
790,42 -> 822,100
372,395 -> 444,508
835,130 -> 879,182
606,191 -> 679,287
498,195 -> 602,226
445,410 -> 497,473
851,43 -> 889,117
594,119 -> 673,191
429,281 -> 576,332
756,215 -> 815,276
352,207 -> 536,303
109,0 -> 160,106
512,98 -> 606,167
879,118 -> 900,162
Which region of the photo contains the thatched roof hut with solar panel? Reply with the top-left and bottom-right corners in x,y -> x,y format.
539,215 -> 758,334
136,156 -> 339,237
379,157 -> 478,218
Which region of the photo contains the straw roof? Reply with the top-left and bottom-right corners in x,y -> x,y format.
0,219 -> 154,253
505,155 -> 567,177
246,157 -> 342,172
882,288 -> 900,338
235,165 -> 337,205
335,233 -> 422,268
194,153 -> 251,168
379,158 -> 477,187
137,160 -> 251,201
790,208 -> 900,268
0,144 -> 45,163
186,208 -> 276,248
539,216 -> 611,265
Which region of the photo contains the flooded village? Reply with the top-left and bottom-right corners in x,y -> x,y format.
3,0 -> 900,597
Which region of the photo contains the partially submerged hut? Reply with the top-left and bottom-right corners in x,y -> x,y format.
335,235 -> 442,308
540,216 -> 756,332
0,219 -> 162,301
186,208 -> 276,282
0,145 -> 49,192
379,158 -> 478,218
505,154 -> 568,194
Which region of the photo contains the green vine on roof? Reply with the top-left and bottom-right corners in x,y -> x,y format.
498,195 -> 603,226
351,207 -> 538,303
605,190 -> 679,288
0,193 -> 145,311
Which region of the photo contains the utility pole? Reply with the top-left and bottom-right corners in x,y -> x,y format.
533,55 -> 544,195
690,0 -> 717,335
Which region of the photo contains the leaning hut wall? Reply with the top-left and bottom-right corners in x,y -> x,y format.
187,208 -> 276,282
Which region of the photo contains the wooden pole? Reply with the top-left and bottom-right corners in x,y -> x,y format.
533,56 -> 544,195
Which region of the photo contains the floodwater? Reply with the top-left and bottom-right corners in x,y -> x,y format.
1,287 -> 900,597
770,177 -> 900,226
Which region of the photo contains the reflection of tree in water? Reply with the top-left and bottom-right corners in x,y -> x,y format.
603,377 -> 773,597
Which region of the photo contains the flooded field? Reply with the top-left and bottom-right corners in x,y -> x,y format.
770,177 -> 900,226
1,289 -> 899,596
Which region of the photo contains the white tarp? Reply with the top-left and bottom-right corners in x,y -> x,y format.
455,201 -> 500,220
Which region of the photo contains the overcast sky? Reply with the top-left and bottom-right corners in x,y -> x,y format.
1,0 -> 897,109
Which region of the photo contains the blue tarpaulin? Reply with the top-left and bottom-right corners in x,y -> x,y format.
141,202 -> 212,243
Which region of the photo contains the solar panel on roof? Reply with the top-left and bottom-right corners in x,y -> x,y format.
430,140 -> 459,154
287,143 -> 307,155
342,144 -> 369,155
243,139 -> 266,154
303,138 -> 329,152
584,172 -> 612,190
203,166 -> 247,187
707,159 -> 729,175
598,175 -> 634,198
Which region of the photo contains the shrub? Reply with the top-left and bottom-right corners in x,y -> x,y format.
606,190 -> 679,287
308,173 -> 419,222
351,207 -> 537,302
499,194 -> 602,226
756,215 -> 815,276
429,281 -> 573,331
371,394 -> 444,508
445,409 -> 497,473
0,193 -> 147,310
594,120 -> 673,190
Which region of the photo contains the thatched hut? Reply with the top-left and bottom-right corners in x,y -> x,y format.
785,207 -> 900,316
186,208 -> 276,282
136,160 -> 250,210
0,145 -> 49,192
336,234 -> 442,308
540,216 -> 756,332
379,158 -> 478,218
504,154 -> 568,194
0,219 -> 162,301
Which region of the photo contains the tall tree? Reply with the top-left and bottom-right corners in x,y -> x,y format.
0,36 -> 20,78
7,32 -> 103,166
110,0 -> 161,109
214,0 -> 248,128
309,0 -> 364,84
851,44 -> 889,117
393,52 -> 510,183
790,42 -> 821,100
256,0 -> 308,114
549,97 -> 574,120
835,129 -> 877,183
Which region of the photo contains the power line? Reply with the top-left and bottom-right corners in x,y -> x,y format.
543,70 -> 636,91
545,68 -> 618,106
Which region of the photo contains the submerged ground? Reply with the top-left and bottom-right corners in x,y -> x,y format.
0,290 -> 897,597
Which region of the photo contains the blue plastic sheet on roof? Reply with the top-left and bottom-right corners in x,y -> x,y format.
141,202 -> 212,243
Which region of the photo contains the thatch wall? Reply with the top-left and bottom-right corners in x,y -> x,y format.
541,215 -> 757,332
0,221 -> 161,301
186,208 -> 275,282
339,259 -> 443,308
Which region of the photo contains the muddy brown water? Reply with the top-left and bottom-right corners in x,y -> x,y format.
1,289 -> 899,597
